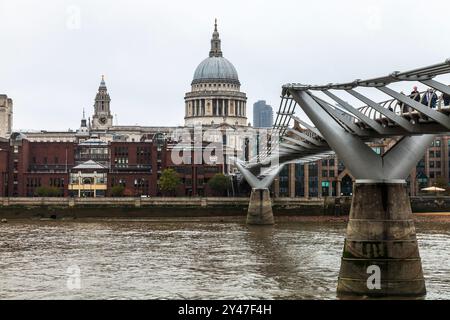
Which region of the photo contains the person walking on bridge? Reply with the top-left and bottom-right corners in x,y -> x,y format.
421,88 -> 438,108
410,86 -> 421,102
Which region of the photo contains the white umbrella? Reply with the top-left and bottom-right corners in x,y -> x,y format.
421,186 -> 446,196
421,186 -> 446,192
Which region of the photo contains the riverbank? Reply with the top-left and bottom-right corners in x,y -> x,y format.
3,214 -> 450,224
1,196 -> 450,220
0,196 -> 349,219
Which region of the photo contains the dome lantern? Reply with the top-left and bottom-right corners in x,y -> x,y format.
209,18 -> 222,58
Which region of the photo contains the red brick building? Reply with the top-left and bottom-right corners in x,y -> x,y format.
1,134 -> 223,197
0,138 -> 9,197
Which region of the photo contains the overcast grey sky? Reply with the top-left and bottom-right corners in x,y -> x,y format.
1,0 -> 450,131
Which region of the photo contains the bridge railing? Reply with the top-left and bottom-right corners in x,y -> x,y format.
356,88 -> 450,124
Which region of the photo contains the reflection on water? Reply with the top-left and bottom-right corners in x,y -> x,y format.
0,218 -> 449,299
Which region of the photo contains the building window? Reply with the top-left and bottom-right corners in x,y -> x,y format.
278,166 -> 289,197
308,163 -> 318,197
436,139 -> 441,147
329,170 -> 335,177
430,161 -> 435,168
294,163 -> 305,197
436,151 -> 441,158
338,161 -> 345,174
429,150 -> 435,158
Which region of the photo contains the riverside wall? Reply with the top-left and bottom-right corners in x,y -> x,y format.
0,196 -> 447,219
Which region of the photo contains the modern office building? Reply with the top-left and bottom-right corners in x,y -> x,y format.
253,100 -> 273,128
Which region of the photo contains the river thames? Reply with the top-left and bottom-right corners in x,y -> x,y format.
1,217 -> 449,299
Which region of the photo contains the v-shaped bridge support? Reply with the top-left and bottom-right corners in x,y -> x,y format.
290,90 -> 435,181
233,159 -> 286,225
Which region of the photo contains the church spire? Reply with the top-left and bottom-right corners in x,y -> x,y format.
81,108 -> 87,128
209,18 -> 222,57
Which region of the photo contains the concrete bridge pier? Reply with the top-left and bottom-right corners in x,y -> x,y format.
233,159 -> 282,226
337,180 -> 426,297
247,188 -> 274,225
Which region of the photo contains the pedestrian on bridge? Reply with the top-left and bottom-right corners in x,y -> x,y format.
421,88 -> 438,108
410,86 -> 421,102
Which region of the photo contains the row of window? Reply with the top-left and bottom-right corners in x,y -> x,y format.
181,178 -> 207,187
429,150 -> 442,158
110,178 -> 149,188
322,170 -> 335,178
321,159 -> 335,167
172,166 -> 220,175
26,178 -> 41,187
431,139 -> 442,147
194,83 -> 239,89
49,178 -> 65,188
429,161 -> 441,168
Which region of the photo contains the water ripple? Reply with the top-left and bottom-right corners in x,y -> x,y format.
0,219 -> 449,299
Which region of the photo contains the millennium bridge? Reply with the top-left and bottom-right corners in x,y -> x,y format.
235,59 -> 450,297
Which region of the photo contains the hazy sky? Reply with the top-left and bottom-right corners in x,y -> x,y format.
1,0 -> 450,131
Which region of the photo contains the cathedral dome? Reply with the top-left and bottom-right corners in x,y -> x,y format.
191,19 -> 240,86
184,20 -> 248,128
192,57 -> 239,85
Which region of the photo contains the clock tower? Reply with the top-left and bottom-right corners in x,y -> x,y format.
92,75 -> 113,130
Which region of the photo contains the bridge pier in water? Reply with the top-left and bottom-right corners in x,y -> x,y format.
337,180 -> 426,297
246,188 -> 274,225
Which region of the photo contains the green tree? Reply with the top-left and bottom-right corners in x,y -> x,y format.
35,186 -> 61,197
159,168 -> 181,196
111,185 -> 125,197
207,173 -> 231,196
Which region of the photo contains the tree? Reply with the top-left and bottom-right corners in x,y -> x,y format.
35,186 -> 61,197
207,173 -> 231,196
111,185 -> 125,197
159,168 -> 181,196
